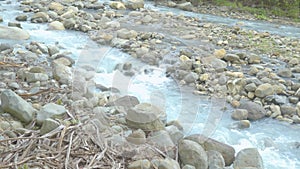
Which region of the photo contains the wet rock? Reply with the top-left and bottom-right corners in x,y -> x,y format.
239,101 -> 266,120
0,25 -> 30,40
233,148 -> 264,169
110,1 -> 126,10
31,12 -> 49,23
128,159 -> 151,169
48,21 -> 65,30
231,109 -> 248,120
177,2 -> 193,11
37,103 -> 66,124
208,150 -> 225,169
230,120 -> 251,129
117,28 -> 137,39
255,83 -> 274,98
126,103 -> 166,131
179,139 -> 208,169
277,68 -> 293,78
126,129 -> 146,145
15,14 -> 27,21
1,89 -> 35,123
185,134 -> 235,166
280,105 -> 297,116
125,0 -> 144,10
40,118 -> 60,135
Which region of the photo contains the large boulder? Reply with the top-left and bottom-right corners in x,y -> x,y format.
179,139 -> 208,169
125,0 -> 144,10
185,134 -> 235,166
239,101 -> 266,121
233,148 -> 264,169
126,103 -> 166,131
0,26 -> 30,40
1,89 -> 35,123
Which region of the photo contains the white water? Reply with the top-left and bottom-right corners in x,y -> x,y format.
1,0 -> 300,168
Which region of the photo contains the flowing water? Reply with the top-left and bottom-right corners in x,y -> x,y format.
1,0 -> 300,168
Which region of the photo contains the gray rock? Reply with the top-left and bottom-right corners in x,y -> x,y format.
230,120 -> 251,129
8,82 -> 19,89
126,103 -> 166,131
177,2 -> 193,11
231,109 -> 248,120
201,56 -> 227,72
224,54 -> 240,63
270,104 -> 281,118
52,62 -> 72,84
0,25 -> 30,40
8,22 -> 22,28
280,105 -> 297,116
233,148 -> 264,169
154,158 -> 180,169
277,68 -> 293,78
109,1 -> 126,10
63,18 -> 76,29
179,139 -> 208,169
239,101 -> 266,121
128,159 -> 151,169
244,83 -> 257,92
142,15 -> 153,23
125,0 -> 144,10
208,150 -> 225,169
31,12 -> 49,23
183,165 -> 196,169
40,118 -> 60,135
37,103 -> 66,124
255,83 -> 274,98
185,134 -> 235,166
184,72 -> 199,83
166,125 -> 184,144
49,21 -> 65,30
25,72 -> 49,82
117,28 -> 137,39
105,95 -> 139,108
148,130 -> 175,148
16,14 -> 28,21
126,129 -> 146,145
1,89 -> 35,123
248,54 -> 261,64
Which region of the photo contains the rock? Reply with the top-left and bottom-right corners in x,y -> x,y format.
0,16 -> 2,22
40,118 -> 60,135
126,103 -> 166,131
0,25 -> 30,40
230,120 -> 251,129
224,54 -> 240,63
117,28 -> 137,39
177,2 -> 193,11
141,15 -> 152,23
277,68 -> 293,78
8,82 -> 19,89
1,89 -> 35,123
201,56 -> 227,72
63,18 -> 76,29
153,158 -> 180,169
239,101 -> 266,121
105,95 -> 139,108
48,21 -> 65,30
148,130 -> 175,152
16,14 -> 28,21
110,1 -> 126,10
49,2 -> 65,12
185,134 -> 235,166
166,125 -> 184,144
233,148 -> 264,169
37,103 -> 66,124
208,150 -> 225,169
126,129 -> 146,145
179,139 -> 208,169
214,49 -> 226,59
182,165 -> 196,169
255,83 -> 274,98
52,62 -> 72,84
125,0 -> 144,10
31,12 -> 49,23
25,72 -> 48,82
270,104 -> 281,118
248,54 -> 261,64
244,83 -> 257,92
184,72 -> 199,83
128,159 -> 151,169
231,109 -> 248,120
280,105 -> 297,116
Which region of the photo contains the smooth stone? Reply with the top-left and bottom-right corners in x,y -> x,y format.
179,139 -> 208,169
52,62 -> 72,84
208,150 -> 226,169
231,109 -> 248,120
233,148 -> 264,169
1,89 -> 35,123
31,12 -> 49,23
277,68 -> 293,78
165,125 -> 184,144
128,159 -> 151,169
147,130 -> 175,157
255,83 -> 274,98
48,21 -> 65,30
40,118 -> 60,135
125,0 -> 144,10
37,103 -> 66,124
182,165 -> 196,169
0,25 -> 30,40
25,72 -> 49,82
239,101 -> 266,121
110,1 -> 126,10
16,14 -> 28,21
280,105 -> 297,116
126,129 -> 146,145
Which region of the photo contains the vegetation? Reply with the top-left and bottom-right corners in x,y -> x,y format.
199,0 -> 300,20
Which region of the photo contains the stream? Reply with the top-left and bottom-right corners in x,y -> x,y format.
1,0 -> 300,168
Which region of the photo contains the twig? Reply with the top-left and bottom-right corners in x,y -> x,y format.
65,131 -> 74,169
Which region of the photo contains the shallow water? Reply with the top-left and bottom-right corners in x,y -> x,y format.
1,0 -> 300,168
